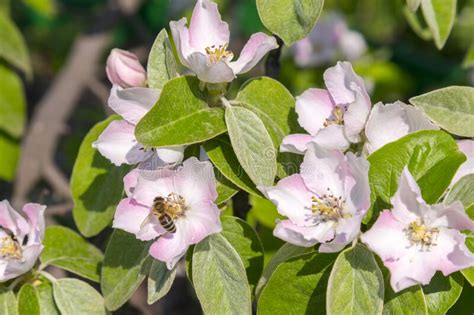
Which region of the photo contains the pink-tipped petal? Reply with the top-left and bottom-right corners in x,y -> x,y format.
323,61 -> 369,106
22,203 -> 46,245
295,88 -> 335,135
311,124 -> 351,151
0,200 -> 29,239
170,18 -> 194,64
106,49 -> 146,88
123,169 -> 139,197
183,201 -> 222,244
343,152 -> 370,215
428,201 -> 474,231
319,215 -> 362,253
108,85 -> 160,125
186,52 -> 235,83
93,120 -> 152,166
149,225 -> 190,270
343,83 -> 371,142
431,229 -> 474,276
229,32 -> 278,74
300,143 -> 346,197
188,0 -> 230,52
113,198 -> 152,236
452,140 -> 474,185
273,220 -> 319,247
1,244 -> 43,282
132,170 -> 175,207
258,174 -> 313,227
390,167 -> 426,224
280,134 -> 313,154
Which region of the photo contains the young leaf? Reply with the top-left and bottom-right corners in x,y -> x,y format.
221,216 -> 264,295
135,76 -> 226,147
0,132 -> 19,182
420,0 -> 456,49
445,174 -> 474,217
204,135 -> 261,196
326,244 -> 384,315
366,130 -> 466,223
40,226 -> 103,282
147,260 -> 176,305
410,86 -> 474,137
71,115 -> 130,237
0,288 -> 18,315
147,29 -> 179,89
193,234 -> 252,315
407,0 -> 421,12
35,280 -> 60,315
255,243 -> 312,299
423,273 -> 463,315
215,168 -> 239,205
258,251 -> 336,314
0,65 -> 25,138
0,13 -> 31,77
256,0 -> 324,45
18,284 -> 40,315
225,106 -> 276,186
101,230 -> 152,311
53,278 -> 106,315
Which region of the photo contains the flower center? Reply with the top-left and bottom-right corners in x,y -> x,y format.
0,230 -> 22,261
205,43 -> 233,64
406,220 -> 438,249
323,106 -> 345,127
153,193 -> 187,220
310,192 -> 347,222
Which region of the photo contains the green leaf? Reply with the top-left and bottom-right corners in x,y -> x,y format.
410,86 -> 474,137
420,0 -> 456,49
0,13 -> 31,77
256,0 -> 324,45
463,44 -> 474,69
225,106 -> 276,186
147,29 -> 179,89
423,273 -> 463,315
135,76 -> 226,147
71,115 -> 130,237
53,278 -> 106,315
22,0 -> 56,17
366,130 -> 466,224
101,230 -> 152,311
221,216 -> 264,295
326,244 -> 384,315
147,260 -> 176,305
404,6 -> 432,41
215,169 -> 239,205
235,77 -> 302,177
249,194 -> 283,229
35,280 -> 60,315
0,65 -> 26,138
445,174 -> 474,217
0,132 -> 19,182
40,226 -> 103,282
193,233 -> 252,315
0,288 -> 18,315
381,265 -> 427,315
204,135 -> 261,196
18,284 -> 40,315
407,0 -> 421,12
258,251 -> 336,314
255,243 -> 312,299
461,232 -> 474,285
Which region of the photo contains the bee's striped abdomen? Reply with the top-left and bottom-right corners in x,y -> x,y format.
159,214 -> 176,233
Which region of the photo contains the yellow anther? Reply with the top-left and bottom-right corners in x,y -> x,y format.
407,220 -> 438,248
0,235 -> 22,260
205,43 -> 233,63
323,106 -> 345,127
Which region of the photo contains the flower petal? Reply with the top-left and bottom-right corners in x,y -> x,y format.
343,152 -> 370,216
108,85 -> 160,125
22,203 -> 46,245
170,18 -> 194,64
0,200 -> 29,239
183,201 -> 222,244
323,61 -> 369,106
105,49 -> 146,88
280,134 -> 313,154
452,140 -> 474,186
273,220 -> 319,247
155,146 -> 185,164
427,201 -> 474,231
0,244 -> 43,282
123,169 -> 139,197
186,52 -> 235,83
149,223 -> 190,270
343,83 -> 371,142
390,167 -> 426,224
113,198 -> 152,236
295,88 -> 335,135
229,32 -> 278,74
319,215 -> 362,253
132,169 -> 175,207
93,120 -> 151,166
300,143 -> 346,197
188,0 -> 230,52
258,174 -> 313,227
311,124 -> 351,151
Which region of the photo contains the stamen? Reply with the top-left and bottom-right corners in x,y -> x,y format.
205,43 -> 233,63
323,106 -> 345,127
309,191 -> 347,222
0,233 -> 23,261
406,220 -> 439,250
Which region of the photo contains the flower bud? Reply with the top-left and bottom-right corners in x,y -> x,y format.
106,48 -> 146,88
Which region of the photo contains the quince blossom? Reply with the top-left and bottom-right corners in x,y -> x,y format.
364,101 -> 438,154
94,51 -> 184,167
281,61 -> 371,153
361,168 -> 474,292
0,200 -> 45,282
259,143 -> 370,252
451,140 -> 474,186
113,157 -> 222,269
106,48 -> 147,88
293,12 -> 367,67
170,0 -> 278,83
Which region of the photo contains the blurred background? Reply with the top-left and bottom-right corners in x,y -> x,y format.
0,0 -> 473,314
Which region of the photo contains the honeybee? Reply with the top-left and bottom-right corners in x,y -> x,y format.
152,197 -> 177,233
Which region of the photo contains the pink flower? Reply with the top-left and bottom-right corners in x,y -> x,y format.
364,101 -> 438,154
293,12 -> 367,67
281,61 -> 371,153
113,157 -> 222,269
259,143 -> 370,252
0,201 -> 46,282
169,0 -> 278,83
451,140 -> 474,186
93,85 -> 185,167
106,49 -> 146,88
361,168 -> 474,292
